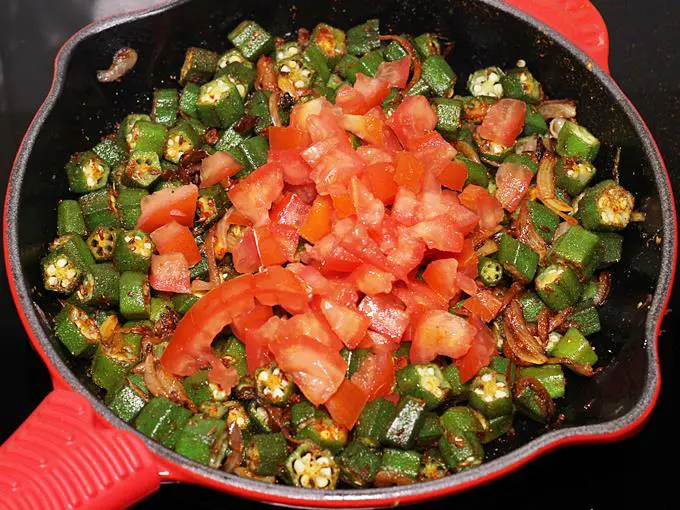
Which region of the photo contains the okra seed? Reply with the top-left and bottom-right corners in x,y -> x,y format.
317,457 -> 330,466
300,474 -> 311,487
47,276 -> 58,286
258,371 -> 269,381
294,80 -> 306,89
474,387 -> 485,395
481,373 -> 493,383
46,264 -> 57,276
315,477 -> 329,488
293,459 -> 305,474
320,467 -> 332,476
66,269 -> 77,278
281,65 -> 291,73
483,395 -> 494,402
56,257 -> 68,268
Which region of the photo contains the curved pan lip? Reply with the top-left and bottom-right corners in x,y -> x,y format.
3,0 -> 677,506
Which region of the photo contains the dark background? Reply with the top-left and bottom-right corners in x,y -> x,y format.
0,1 -> 676,508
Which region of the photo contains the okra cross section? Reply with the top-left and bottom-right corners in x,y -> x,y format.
255,365 -> 295,406
468,369 -> 513,418
113,229 -> 154,272
396,364 -> 451,410
286,442 -> 339,489
42,250 -> 82,294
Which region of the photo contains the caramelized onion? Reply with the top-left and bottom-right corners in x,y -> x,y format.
513,376 -> 556,420
222,422 -> 244,473
514,199 -> 548,261
475,239 -> 499,258
453,140 -> 481,163
593,271 -> 612,306
255,55 -> 278,92
536,307 -> 551,345
205,226 -> 220,286
548,357 -> 595,377
503,300 -> 548,366
142,354 -> 194,409
515,134 -> 538,154
548,306 -> 574,333
97,47 -> 138,82
268,90 -> 282,127
536,154 -> 579,224
537,99 -> 577,119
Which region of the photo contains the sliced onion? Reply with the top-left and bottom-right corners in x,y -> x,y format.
552,221 -> 572,242
537,99 -> 577,119
205,226 -> 220,286
97,47 -> 138,82
549,117 -> 566,139
475,239 -> 499,258
548,306 -> 574,333
222,422 -> 244,473
453,140 -> 481,163
268,91 -> 282,127
503,300 -> 548,366
536,307 -> 551,345
536,153 -> 579,224
191,279 -> 214,293
143,354 -> 194,409
548,357 -> 595,376
515,134 -> 538,154
514,199 -> 548,261
593,271 -> 612,306
513,376 -> 556,419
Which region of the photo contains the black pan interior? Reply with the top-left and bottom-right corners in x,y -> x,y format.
10,0 -> 669,472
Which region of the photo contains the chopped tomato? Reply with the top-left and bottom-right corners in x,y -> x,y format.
150,221 -> 201,267
287,262 -> 331,296
442,194 -> 481,235
228,163 -> 284,227
319,298 -> 370,349
207,361 -> 239,395
455,317 -> 497,382
350,176 -> 385,228
231,303 -> 274,341
477,98 -> 526,147
269,335 -> 347,406
269,192 -> 311,228
387,95 -> 437,147
495,162 -> 534,212
137,184 -> 198,232
358,293 -> 410,342
392,279 -> 449,316
456,271 -> 479,296
232,228 -> 261,273
254,223 -> 299,266
299,195 -> 333,242
325,277 -> 360,307
459,184 -> 505,230
340,114 -> 384,146
353,73 -> 390,110
422,258 -> 460,301
279,310 -> 344,351
394,151 -> 425,193
330,192 -> 356,218
409,215 -> 464,253
149,253 -> 191,294
285,182 -> 317,204
319,244 -> 363,273
307,109 -> 347,143
268,149 -> 313,185
409,131 -> 457,174
253,266 -> 309,315
301,136 -> 351,167
410,310 -> 476,363
268,125 -> 311,151
335,85 -> 370,115
289,96 -> 332,131
392,187 -> 419,226
311,147 -> 366,196
436,160 -> 468,191
325,379 -> 369,429
383,227 -> 426,276
222,207 -> 252,226
462,289 -> 504,322
350,264 -> 395,295
199,151 -> 243,188
375,57 -> 410,89
357,330 -> 395,350
245,315 -> 283,373
340,222 -> 403,278
351,349 -> 395,400
356,145 -> 394,165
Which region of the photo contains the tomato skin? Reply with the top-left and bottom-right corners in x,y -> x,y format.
340,114 -> 384,146
308,110 -> 347,143
321,245 -> 363,273
350,264 -> 395,295
231,303 -> 274,341
253,266 -> 310,315
319,298 -> 370,349
394,151 -> 425,193
330,193 -> 356,218
383,227 -> 427,277
436,160 -> 468,191
335,85 -> 370,115
150,221 -> 201,267
477,98 -> 526,147
350,349 -> 396,400
454,317 -> 497,382
409,215 -> 465,253
350,176 -> 385,228
462,289 -> 504,322
392,279 -> 449,317
422,258 -> 460,301
268,125 -> 312,151
290,96 -> 333,131
494,162 -> 534,212
268,149 -> 313,186
232,228 -> 261,273
301,136 -> 352,167
228,163 -> 284,227
207,361 -> 239,394
387,96 -> 437,147
245,315 -> 284,373
279,311 -> 344,351
286,262 -> 331,296
456,271 -> 479,296
299,195 -> 334,243
353,73 -> 391,110
375,57 -> 410,89
149,253 -> 191,294
410,310 -> 476,363
269,335 -> 347,406
269,192 -> 311,228
340,222 -> 404,279
459,184 -> 505,230
324,277 -> 360,307
408,131 -> 457,175
199,151 -> 243,188
137,184 -> 198,233
358,293 -> 410,342
325,380 -> 369,429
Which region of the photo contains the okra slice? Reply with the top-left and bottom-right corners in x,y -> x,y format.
119,271 -> 151,319
504,152 -> 539,173
513,379 -> 554,424
285,442 -> 339,489
86,226 -> 118,262
310,23 -> 347,65
468,369 -> 512,418
277,56 -> 316,96
524,105 -> 549,135
374,448 -> 421,487
179,47 -> 218,86
526,200 -> 560,243
93,138 -> 128,169
550,225 -> 601,278
54,303 -> 101,356
568,306 -> 601,336
473,131 -> 513,162
303,44 -> 332,83
118,113 -> 150,146
151,88 -> 179,126
179,83 -> 201,118
347,19 -> 380,56
245,90 -> 274,135
174,415 -> 227,466
555,157 -> 596,196
213,335 -> 248,379
384,39 -> 409,62
500,67 -> 542,103
217,49 -> 252,73
497,233 -> 539,282
290,400 -> 317,432
441,364 -> 466,398
50,233 -> 96,271
239,135 -> 269,172
75,263 -> 120,307
228,20 -> 274,61
135,396 -> 192,449
415,412 -> 444,448
535,264 -> 582,311
113,229 -> 153,272
57,200 -> 87,237
346,348 -> 371,378
354,397 -> 396,447
126,120 -> 168,156
65,150 -> 110,193
42,250 -> 82,294
254,364 -> 295,406
488,356 -> 518,385
117,188 -> 148,229
520,365 -> 565,399
461,95 -> 497,124
245,433 -> 289,477
396,364 -> 451,410
383,396 -> 427,449
518,290 -> 548,323
467,66 -> 505,98
246,400 -> 274,433
439,429 -> 484,472
440,406 -> 486,436
575,179 -> 635,231
183,369 -> 229,406
422,56 -> 456,97
432,98 -> 463,135
418,448 -> 449,481
552,327 -> 598,367
480,414 -> 514,444
457,155 -> 490,187
78,187 -> 120,231
196,77 -> 245,128
334,54 -> 361,83
105,373 -> 150,423
413,32 -> 441,59
216,61 -> 256,98
172,292 -> 200,315
163,120 -> 199,164
338,441 -> 381,488
91,328 -> 141,391
298,416 -> 348,454
357,49 -> 385,78
123,150 -> 162,188
478,256 -> 504,287
556,120 -> 600,162
596,232 -> 624,268
223,400 -> 251,430
194,184 -> 229,233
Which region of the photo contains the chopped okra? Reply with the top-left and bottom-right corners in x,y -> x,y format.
467,66 -> 505,98
286,442 -> 339,489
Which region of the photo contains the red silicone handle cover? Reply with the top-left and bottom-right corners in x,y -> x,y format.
506,0 -> 610,73
0,390 -> 160,509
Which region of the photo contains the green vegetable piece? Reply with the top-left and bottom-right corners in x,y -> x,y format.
473,131 -> 512,162
78,187 -> 120,231
524,105 -> 548,135
375,448 -> 421,486
105,374 -> 149,423
596,232 -> 624,268
535,264 -> 582,311
93,138 -> 128,169
149,296 -> 174,324
179,47 -> 218,85
422,56 -> 456,97
194,184 -> 228,233
457,155 -> 490,187
439,429 -> 484,472
520,365 -> 565,399
480,414 -> 514,444
291,400 -> 317,431
246,400 -> 273,433
245,90 -> 273,135
419,448 -> 448,481
575,179 -> 635,231
216,49 -> 252,71
173,293 -> 200,315
354,397 -> 396,448
298,416 -> 348,453
415,412 -> 444,448
344,347 -> 369,377
413,33 -> 441,59
135,397 -> 192,449
119,271 -> 151,319
432,98 -> 463,135
42,250 -> 82,294
303,44 -> 331,83
461,95 -> 497,124
518,290 -> 548,323
347,19 -> 380,56
254,365 -> 295,406
228,20 -> 274,61
501,67 -> 542,103
239,135 -> 269,171
57,200 -> 87,237
86,226 -> 118,262
285,442 -> 339,489
555,157 -> 597,196
183,370 -> 224,406
467,66 -> 505,98
91,329 -> 141,391
338,441 -> 381,488
504,152 -> 538,173
113,229 -> 153,272
334,54 -> 361,83
396,364 -> 451,410
123,150 -> 162,189
117,188 -> 148,229
570,306 -> 601,335
497,232 -> 539,282
552,328 -> 598,367
174,415 -> 227,466
54,303 -> 100,356
383,396 -> 427,449
74,263 -> 120,307
468,369 -> 513,418
556,120 -> 600,162
513,379 -> 553,423
478,256 -> 504,287
65,151 -> 110,193
164,120 -> 199,164
213,336 -> 248,378
50,233 -> 96,271
216,62 -> 256,99
440,406 -> 486,435
441,364 -> 466,398
152,88 -> 179,126
179,83 -> 201,118
196,77 -> 245,128
118,113 -> 150,146
526,200 -> 560,243
245,433 -> 288,476
384,40 -> 409,62
405,76 -> 432,97
127,120 -> 168,156
549,225 -> 601,278
488,356 -> 518,386
358,49 -> 385,77
310,23 -> 347,66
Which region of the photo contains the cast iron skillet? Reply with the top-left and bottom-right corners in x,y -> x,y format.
1,0 -> 677,507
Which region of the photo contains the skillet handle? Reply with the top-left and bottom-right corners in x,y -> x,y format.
505,0 -> 610,73
0,389 -> 160,509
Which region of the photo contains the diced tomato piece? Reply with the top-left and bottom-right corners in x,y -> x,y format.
254,224 -> 299,266
301,136 -> 351,167
270,192 -> 311,228
437,160 -> 468,191
319,298 -> 370,349
410,310 -> 476,363
232,228 -> 261,273
409,215 -> 464,253
308,109 -> 346,143
290,97 -> 332,131
353,73 -> 390,110
387,95 -> 437,147
477,98 -> 526,147
454,237 -> 477,269
150,221 -> 201,267
207,361 -> 239,395
350,176 -> 385,228
375,57 -> 410,89
231,303 -> 274,341
459,184 -> 505,230
441,193 -> 481,235
495,162 -> 534,212
350,349 -> 395,400
245,315 -> 284,373
253,266 -> 309,315
357,330 -> 395,350
311,147 -> 366,196
299,195 -> 333,243
325,277 -> 360,307
318,244 -> 363,274
455,317 -> 497,382
340,222 -> 403,279
286,262 -> 331,296
149,253 -> 191,293
350,264 -> 395,295
383,227 -> 427,276
392,187 -> 419,226
137,184 -> 198,232
279,311 -> 344,351
285,182 -> 317,204
325,379 -> 369,430
270,335 -> 347,406
268,125 -> 312,151
335,85 -> 370,115
358,294 -> 410,342
199,151 -> 243,188
356,145 -> 393,165
422,258 -> 460,301
340,114 -> 384,146
456,271 -> 479,296
228,163 -> 284,227
393,151 -> 425,193
331,193 -> 356,218
462,290 -> 504,322
392,279 -> 449,317
409,131 -> 457,174
268,149 -> 313,185
222,207 -> 253,226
